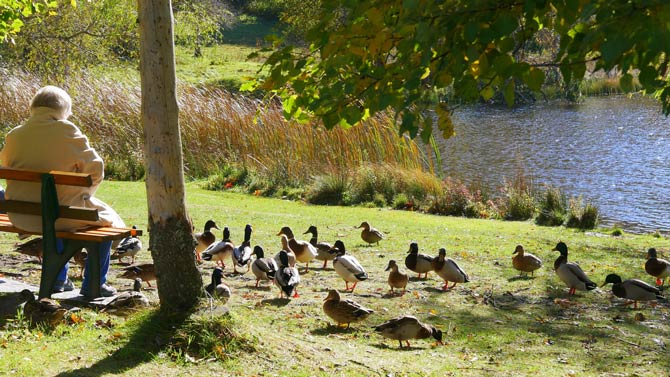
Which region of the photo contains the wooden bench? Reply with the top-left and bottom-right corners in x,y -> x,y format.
0,167 -> 142,299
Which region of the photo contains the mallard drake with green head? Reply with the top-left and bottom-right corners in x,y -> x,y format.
373,315 -> 443,348
323,289 -> 374,328
277,226 -> 317,272
358,221 -> 384,246
332,240 -> 368,292
404,242 -> 434,279
201,229 -> 235,268
432,248 -> 469,290
194,220 -> 220,262
275,249 -> 300,298
232,224 -> 253,273
601,273 -> 664,309
114,225 -> 142,264
119,263 -> 157,287
385,259 -> 409,294
552,242 -> 597,296
303,225 -> 336,268
644,248 -> 670,286
251,245 -> 278,287
21,289 -> 67,326
206,267 -> 232,303
512,245 -> 542,276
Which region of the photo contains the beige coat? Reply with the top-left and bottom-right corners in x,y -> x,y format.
0,107 -> 125,232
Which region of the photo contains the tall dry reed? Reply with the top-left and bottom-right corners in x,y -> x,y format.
0,69 -> 430,182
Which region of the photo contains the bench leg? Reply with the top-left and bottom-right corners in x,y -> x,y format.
73,240 -> 111,299
38,239 -> 79,299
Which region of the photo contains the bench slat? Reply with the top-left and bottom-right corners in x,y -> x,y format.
0,167 -> 92,187
0,200 -> 100,221
0,214 -> 141,242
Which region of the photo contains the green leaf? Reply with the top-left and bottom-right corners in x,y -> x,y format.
436,103 -> 454,139
503,79 -> 515,107
638,66 -> 658,91
619,73 -> 634,93
480,86 -> 495,101
525,67 -> 545,91
493,14 -> 518,35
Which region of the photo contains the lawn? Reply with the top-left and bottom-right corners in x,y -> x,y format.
1,180 -> 669,376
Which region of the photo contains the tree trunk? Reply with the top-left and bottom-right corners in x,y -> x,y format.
138,0 -> 202,311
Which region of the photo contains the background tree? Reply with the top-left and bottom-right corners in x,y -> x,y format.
138,0 -> 201,311
249,0 -> 670,141
172,0 -> 231,57
0,0 -> 137,82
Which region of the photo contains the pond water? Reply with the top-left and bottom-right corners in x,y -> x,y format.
437,96 -> 670,233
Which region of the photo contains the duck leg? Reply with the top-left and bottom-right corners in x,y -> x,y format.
449,282 -> 458,289
441,281 -> 449,291
568,287 -> 576,296
350,282 -> 358,292
255,279 -> 260,288
292,288 -> 300,298
656,278 -> 664,286
322,260 -> 327,269
345,281 -> 350,291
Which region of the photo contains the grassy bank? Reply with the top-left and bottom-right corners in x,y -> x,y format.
1,181 -> 669,376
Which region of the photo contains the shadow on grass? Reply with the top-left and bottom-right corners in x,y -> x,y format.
261,297 -> 291,307
309,325 -> 359,336
54,309 -> 191,377
507,275 -> 537,282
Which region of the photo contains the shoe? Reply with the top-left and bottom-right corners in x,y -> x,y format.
52,278 -> 75,293
81,283 -> 117,298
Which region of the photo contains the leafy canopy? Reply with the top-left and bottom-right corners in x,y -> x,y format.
246,0 -> 670,141
0,0 -> 68,42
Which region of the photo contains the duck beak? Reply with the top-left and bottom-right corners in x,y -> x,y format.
384,263 -> 392,271
276,231 -> 282,236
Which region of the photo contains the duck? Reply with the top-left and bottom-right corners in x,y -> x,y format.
232,224 -> 253,273
274,234 -> 297,267
21,289 -> 67,326
275,249 -> 300,298
385,259 -> 409,294
205,267 -> 232,303
644,248 -> 670,286
358,221 -> 384,246
373,315 -> 443,348
512,245 -> 542,277
323,289 -> 374,328
277,226 -> 317,272
119,263 -> 157,287
194,220 -> 220,262
73,248 -> 88,279
601,273 -> 664,309
251,245 -> 278,287
432,248 -> 469,290
303,225 -> 336,268
332,240 -> 368,292
105,278 -> 150,310
13,237 -> 43,263
113,225 -> 142,264
201,228 -> 235,268
404,242 -> 434,279
552,242 -> 597,296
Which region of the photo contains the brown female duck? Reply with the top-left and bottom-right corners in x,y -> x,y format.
373,315 -> 443,348
385,259 -> 409,294
512,245 -> 542,276
277,226 -> 317,272
358,221 -> 384,246
323,289 -> 374,328
119,263 -> 157,287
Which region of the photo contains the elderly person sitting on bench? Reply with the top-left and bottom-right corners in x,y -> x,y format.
0,85 -> 125,297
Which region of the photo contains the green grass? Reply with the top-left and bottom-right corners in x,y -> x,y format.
2,181 -> 670,376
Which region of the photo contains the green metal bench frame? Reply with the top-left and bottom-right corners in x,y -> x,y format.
0,168 -> 141,299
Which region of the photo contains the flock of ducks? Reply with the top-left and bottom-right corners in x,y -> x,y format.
192,220 -> 670,347
11,218 -> 669,346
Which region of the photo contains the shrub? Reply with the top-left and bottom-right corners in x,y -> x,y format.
536,186 -> 567,226
306,173 -> 349,205
392,193 -> 411,210
373,193 -> 387,208
611,227 -> 623,236
566,196 -> 600,230
426,177 -> 483,217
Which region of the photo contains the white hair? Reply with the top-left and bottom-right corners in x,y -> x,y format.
30,85 -> 72,119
